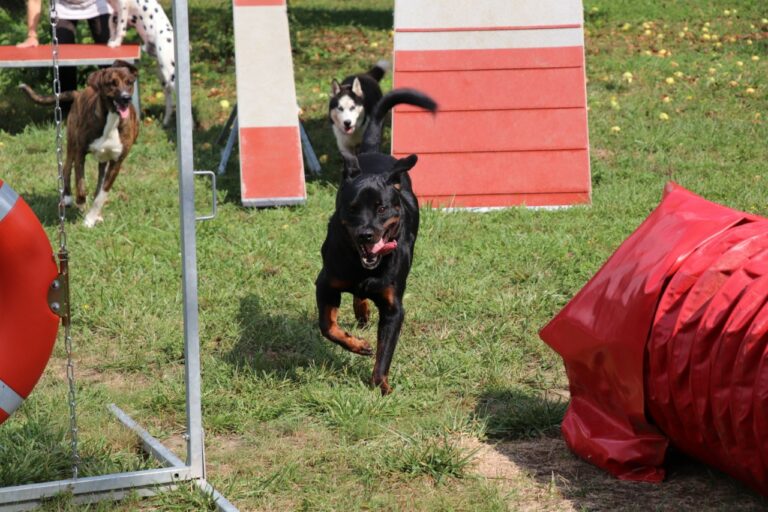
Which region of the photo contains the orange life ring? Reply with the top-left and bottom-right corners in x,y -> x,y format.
0,179 -> 59,425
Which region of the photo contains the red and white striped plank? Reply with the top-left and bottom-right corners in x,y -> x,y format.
393,150 -> 590,196
0,44 -> 140,68
395,46 -> 584,72
393,109 -> 588,154
233,0 -> 305,206
394,67 -> 586,112
394,0 -> 583,31
392,0 -> 590,208
415,192 -> 590,209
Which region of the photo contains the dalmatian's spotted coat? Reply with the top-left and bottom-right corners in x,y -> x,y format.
107,0 -> 176,126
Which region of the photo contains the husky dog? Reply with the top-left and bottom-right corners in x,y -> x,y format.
328,60 -> 389,155
106,0 -> 176,126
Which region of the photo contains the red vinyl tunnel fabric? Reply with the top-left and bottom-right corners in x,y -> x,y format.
540,183 -> 768,493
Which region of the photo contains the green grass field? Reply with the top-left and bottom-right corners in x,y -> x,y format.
0,0 -> 767,510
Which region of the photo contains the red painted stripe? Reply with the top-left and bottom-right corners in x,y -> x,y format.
394,47 -> 583,72
396,24 -> 582,33
418,192 -> 590,208
0,44 -> 140,65
234,0 -> 285,5
395,150 -> 590,196
392,109 -> 588,154
239,127 -> 305,202
394,67 -> 585,111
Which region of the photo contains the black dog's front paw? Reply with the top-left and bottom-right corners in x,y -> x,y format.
355,340 -> 374,356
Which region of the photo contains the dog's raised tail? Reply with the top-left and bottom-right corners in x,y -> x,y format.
360,88 -> 437,154
19,83 -> 77,105
367,60 -> 390,82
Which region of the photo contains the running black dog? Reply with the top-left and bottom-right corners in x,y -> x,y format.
316,88 -> 437,395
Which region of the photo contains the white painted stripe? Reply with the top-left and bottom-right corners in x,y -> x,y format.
233,6 -> 300,127
395,28 -> 584,51
0,379 -> 23,416
0,57 -> 140,68
0,182 -> 19,222
242,196 -> 306,207
395,0 -> 583,30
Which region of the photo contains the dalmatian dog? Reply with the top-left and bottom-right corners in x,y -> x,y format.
107,0 -> 176,126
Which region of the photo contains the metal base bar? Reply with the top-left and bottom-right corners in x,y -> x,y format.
197,479 -> 241,512
109,404 -> 239,512
109,404 -> 186,468
0,467 -> 191,512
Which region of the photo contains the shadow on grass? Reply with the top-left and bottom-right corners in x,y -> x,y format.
11,191 -> 83,229
226,293 -> 372,385
289,7 -> 393,31
474,388 -> 767,509
475,388 -> 567,440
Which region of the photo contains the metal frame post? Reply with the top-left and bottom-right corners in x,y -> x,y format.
172,0 -> 205,481
0,0 -> 237,510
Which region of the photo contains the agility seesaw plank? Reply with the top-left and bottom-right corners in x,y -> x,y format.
392,0 -> 591,208
232,0 -> 306,207
0,44 -> 140,67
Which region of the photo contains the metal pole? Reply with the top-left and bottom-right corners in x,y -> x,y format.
171,0 -> 205,479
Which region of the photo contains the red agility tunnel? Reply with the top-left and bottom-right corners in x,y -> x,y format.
540,183 -> 768,495
0,179 -> 59,425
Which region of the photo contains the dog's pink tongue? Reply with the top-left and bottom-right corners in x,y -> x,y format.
371,238 -> 397,255
117,105 -> 130,119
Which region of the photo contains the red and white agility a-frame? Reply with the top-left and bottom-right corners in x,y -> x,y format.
232,0 -> 305,206
392,0 -> 591,208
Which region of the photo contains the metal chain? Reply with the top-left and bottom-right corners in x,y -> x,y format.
49,0 -> 80,479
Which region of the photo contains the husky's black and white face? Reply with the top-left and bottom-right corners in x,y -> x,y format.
329,78 -> 366,136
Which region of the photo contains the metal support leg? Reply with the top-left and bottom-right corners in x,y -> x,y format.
216,105 -> 238,146
218,116 -> 239,176
132,77 -> 141,120
299,121 -> 322,175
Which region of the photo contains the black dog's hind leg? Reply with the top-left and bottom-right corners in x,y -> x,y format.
316,274 -> 373,356
371,286 -> 405,395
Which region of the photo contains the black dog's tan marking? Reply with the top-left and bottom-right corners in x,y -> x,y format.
316,88 -> 437,395
319,304 -> 373,355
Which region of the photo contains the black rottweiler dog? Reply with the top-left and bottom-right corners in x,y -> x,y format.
316,88 -> 437,395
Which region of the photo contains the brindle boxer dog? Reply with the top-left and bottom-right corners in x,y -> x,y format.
20,60 -> 139,227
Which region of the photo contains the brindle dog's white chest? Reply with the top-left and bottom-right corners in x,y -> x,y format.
88,111 -> 124,162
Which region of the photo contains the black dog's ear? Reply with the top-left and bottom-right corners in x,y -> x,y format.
388,154 -> 418,189
331,79 -> 341,96
341,152 -> 361,180
387,155 -> 419,190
